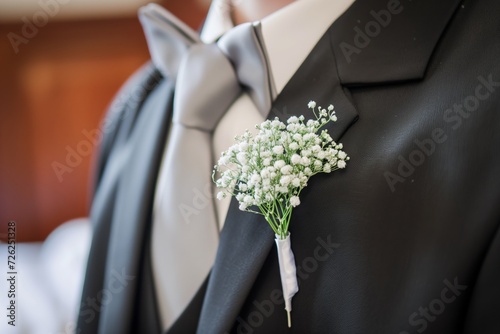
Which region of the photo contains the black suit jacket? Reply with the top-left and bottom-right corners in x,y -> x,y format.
78,0 -> 500,333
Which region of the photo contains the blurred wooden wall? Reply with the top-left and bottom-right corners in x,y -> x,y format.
0,1 -> 208,242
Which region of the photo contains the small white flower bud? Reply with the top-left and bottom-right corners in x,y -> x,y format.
290,196 -> 301,207
280,165 -> 293,175
274,160 -> 286,169
291,154 -> 301,165
272,146 -> 284,155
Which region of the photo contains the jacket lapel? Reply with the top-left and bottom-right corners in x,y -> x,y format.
330,0 -> 462,85
194,0 -> 462,332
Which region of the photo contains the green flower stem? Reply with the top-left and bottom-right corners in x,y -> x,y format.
259,204 -> 279,235
261,195 -> 293,240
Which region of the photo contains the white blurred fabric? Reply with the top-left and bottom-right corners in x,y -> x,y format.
0,218 -> 91,334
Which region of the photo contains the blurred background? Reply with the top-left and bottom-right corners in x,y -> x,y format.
0,0 -> 209,242
0,1 -> 211,332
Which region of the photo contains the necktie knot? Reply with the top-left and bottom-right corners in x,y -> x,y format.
173,41 -> 240,131
139,4 -> 275,131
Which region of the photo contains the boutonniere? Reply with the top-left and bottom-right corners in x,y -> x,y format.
213,101 -> 349,328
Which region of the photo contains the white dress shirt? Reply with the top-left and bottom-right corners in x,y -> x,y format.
152,0 -> 355,329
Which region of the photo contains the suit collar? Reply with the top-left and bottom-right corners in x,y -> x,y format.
194,0 -> 461,332
203,0 -> 462,89
330,0 -> 462,85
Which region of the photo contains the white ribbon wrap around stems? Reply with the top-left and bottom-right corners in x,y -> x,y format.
275,233 -> 299,327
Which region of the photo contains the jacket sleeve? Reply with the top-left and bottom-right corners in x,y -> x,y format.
91,61 -> 161,193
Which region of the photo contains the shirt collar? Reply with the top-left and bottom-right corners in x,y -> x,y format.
200,0 -> 234,44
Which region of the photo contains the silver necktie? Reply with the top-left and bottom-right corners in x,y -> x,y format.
139,4 -> 275,328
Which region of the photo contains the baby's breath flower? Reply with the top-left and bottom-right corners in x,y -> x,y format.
291,154 -> 301,165
278,186 -> 289,194
239,142 -> 248,151
280,165 -> 293,175
280,175 -> 291,186
213,100 -> 349,239
300,157 -> 311,166
301,149 -> 311,157
237,152 -> 247,164
273,146 -> 284,155
251,174 -> 261,183
274,160 -> 286,169
290,196 -> 300,207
